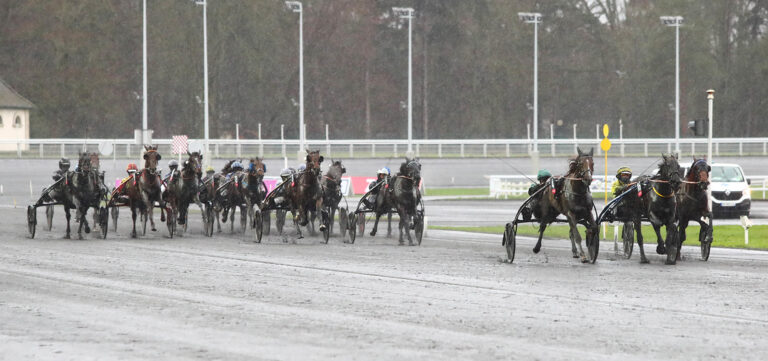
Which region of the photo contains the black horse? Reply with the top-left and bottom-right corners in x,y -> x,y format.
139,145 -> 165,234
286,150 -> 325,239
217,167 -> 250,233
390,158 -> 422,245
246,157 -> 269,233
35,164 -> 76,238
70,153 -> 107,239
676,157 -> 712,261
321,160 -> 346,235
537,147 -> 598,263
636,153 -> 682,265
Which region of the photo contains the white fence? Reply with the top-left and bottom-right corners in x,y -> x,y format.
2,137 -> 768,159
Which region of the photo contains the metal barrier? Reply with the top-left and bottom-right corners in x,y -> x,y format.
2,137 -> 768,159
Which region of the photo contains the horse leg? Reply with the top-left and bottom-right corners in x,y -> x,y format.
396,207 -> 406,245
677,219 -> 689,261
566,212 -> 587,262
387,211 -> 392,238
77,207 -> 86,240
230,205 -> 235,233
653,224 -> 666,254
64,207 -> 71,239
635,217 -> 649,263
329,206 -> 336,235
131,206 -> 138,238
665,220 -> 679,265
149,205 -> 157,232
240,205 -> 247,232
533,222 -> 547,254
293,209 -> 303,239
370,210 -> 382,237
406,210 -> 415,246
317,198 -> 326,232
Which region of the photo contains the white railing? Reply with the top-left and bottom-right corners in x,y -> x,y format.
1,137 -> 768,159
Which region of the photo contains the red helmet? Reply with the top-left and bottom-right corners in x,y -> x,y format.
126,163 -> 138,172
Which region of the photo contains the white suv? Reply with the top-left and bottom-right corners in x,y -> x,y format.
708,163 -> 751,217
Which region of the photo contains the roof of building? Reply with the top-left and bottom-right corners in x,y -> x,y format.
0,77 -> 34,109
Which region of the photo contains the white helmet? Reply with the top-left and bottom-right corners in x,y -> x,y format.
377,168 -> 389,175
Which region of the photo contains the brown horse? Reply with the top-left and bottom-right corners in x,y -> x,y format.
636,153 -> 682,264
287,150 -> 325,239
246,157 -> 269,233
70,153 -> 105,239
539,147 -> 598,263
675,157 -> 711,261
321,160 -> 346,235
109,165 -> 144,238
390,158 -> 422,245
139,145 -> 165,234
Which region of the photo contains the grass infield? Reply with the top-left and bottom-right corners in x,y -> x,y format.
429,224 -> 768,250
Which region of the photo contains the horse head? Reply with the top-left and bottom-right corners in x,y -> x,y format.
248,158 -> 265,180
573,147 -> 594,185
305,149 -> 324,175
688,157 -> 710,190
77,152 -> 92,173
400,158 -> 422,183
89,152 -> 100,171
325,160 -> 345,183
659,153 -> 682,188
143,145 -> 161,173
186,151 -> 203,177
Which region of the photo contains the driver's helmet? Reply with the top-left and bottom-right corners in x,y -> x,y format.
377,167 -> 389,176
205,166 -> 215,174
168,159 -> 179,170
537,169 -> 552,182
58,158 -> 71,171
297,164 -> 306,172
231,161 -> 243,171
616,166 -> 632,180
126,163 -> 139,174
280,167 -> 294,179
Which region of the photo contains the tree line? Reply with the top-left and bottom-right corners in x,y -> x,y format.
0,0 -> 766,140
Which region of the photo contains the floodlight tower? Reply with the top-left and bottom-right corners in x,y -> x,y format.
191,0 -> 211,165
285,1 -> 305,159
661,15 -> 684,156
393,6 -> 415,155
518,12 -> 542,173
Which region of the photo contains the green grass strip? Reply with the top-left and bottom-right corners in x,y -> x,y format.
429,224 -> 768,250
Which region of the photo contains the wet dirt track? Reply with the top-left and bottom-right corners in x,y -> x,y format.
2,206 -> 768,360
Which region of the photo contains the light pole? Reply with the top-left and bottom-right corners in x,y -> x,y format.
393,7 -> 414,155
285,1 -> 305,160
142,0 -> 148,146
192,0 -> 210,166
518,12 -> 542,173
661,15 -> 683,156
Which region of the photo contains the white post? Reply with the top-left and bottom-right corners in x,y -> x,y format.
573,123 -> 578,154
325,123 -> 330,156
407,11 -> 413,154
619,118 -> 624,157
517,12 -> 542,175
707,89 -> 715,213
236,123 -> 240,158
675,23 -> 680,156
192,0 -> 210,167
550,123 -> 555,157
280,124 -> 286,157
258,123 -> 263,157
142,0 -> 148,146
299,6 -> 305,155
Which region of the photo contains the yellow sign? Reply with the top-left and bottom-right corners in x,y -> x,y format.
600,138 -> 612,151
603,124 -> 610,137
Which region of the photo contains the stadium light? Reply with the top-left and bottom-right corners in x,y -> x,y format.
660,15 -> 683,156
393,7 -> 415,154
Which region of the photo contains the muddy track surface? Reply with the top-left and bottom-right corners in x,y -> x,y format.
3,207 -> 768,360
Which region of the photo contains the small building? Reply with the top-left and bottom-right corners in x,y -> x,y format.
0,77 -> 34,151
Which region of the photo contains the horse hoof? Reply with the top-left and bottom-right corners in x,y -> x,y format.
151,227 -> 157,232
161,215 -> 166,222
581,257 -> 589,263
370,231 -> 376,236
84,226 -> 91,234
409,242 -> 415,246
656,245 -> 667,255
63,235 -> 71,239
532,246 -> 541,254
640,258 -> 650,264
572,254 -> 579,258
398,241 -> 405,246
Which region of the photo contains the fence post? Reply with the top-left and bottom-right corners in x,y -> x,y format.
460,143 -> 465,158
17,142 -> 21,158
573,124 -> 578,154
39,143 -> 44,158
325,124 -> 331,157
644,143 -> 648,157
393,144 -> 398,158
61,143 -> 65,158
596,124 -> 602,156
550,123 -> 555,157
763,142 -> 766,156
416,143 -> 420,157
258,123 -> 263,158
281,124 -> 286,158
691,142 -> 695,156
371,143 -> 376,157
483,143 -> 487,157
505,143 -> 509,157
215,143 -> 220,158
716,142 -> 719,156
349,143 -> 353,158
739,142 -> 743,156
667,143 -> 671,154
438,143 -> 443,158
619,119 -> 624,157
526,123 -> 531,153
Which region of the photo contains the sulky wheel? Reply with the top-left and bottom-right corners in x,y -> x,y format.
357,214 -> 366,238
348,213 -> 357,244
254,210 -> 263,243
27,205 -> 37,239
205,206 -> 215,237
503,222 -> 516,263
700,218 -> 713,261
339,208 -> 348,238
622,223 -> 634,259
45,205 -> 54,231
414,212 -> 424,246
276,209 -> 286,235
166,208 -> 176,238
263,210 -> 271,236
111,206 -> 119,232
322,212 -> 330,244
587,227 -> 600,264
99,207 -> 109,239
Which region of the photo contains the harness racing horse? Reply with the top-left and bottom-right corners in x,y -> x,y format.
636,153 -> 682,265
171,152 -> 207,234
70,153 -> 108,239
391,158 -> 422,246
321,160 -> 346,236
246,158 -> 270,234
545,147 -> 599,263
139,145 -> 166,235
286,150 -> 325,239
33,169 -> 76,238
217,167 -> 250,233
676,157 -> 712,261
368,174 -> 394,238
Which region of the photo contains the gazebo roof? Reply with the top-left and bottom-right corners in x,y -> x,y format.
0,77 -> 34,109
